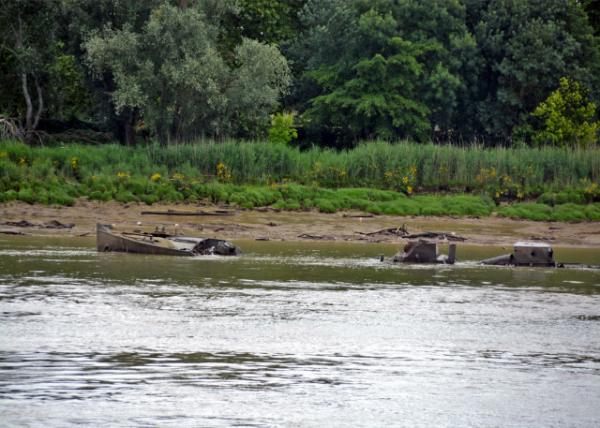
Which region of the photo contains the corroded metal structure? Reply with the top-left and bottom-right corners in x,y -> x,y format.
392,240 -> 456,264
480,242 -> 555,267
96,224 -> 240,256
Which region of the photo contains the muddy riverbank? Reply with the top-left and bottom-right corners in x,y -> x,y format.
1,200 -> 600,248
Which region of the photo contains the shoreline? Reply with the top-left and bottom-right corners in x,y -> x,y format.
1,200 -> 600,248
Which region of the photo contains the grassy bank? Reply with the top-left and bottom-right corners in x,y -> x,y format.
1,139 -> 599,221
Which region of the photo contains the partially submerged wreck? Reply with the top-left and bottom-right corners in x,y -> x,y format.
392,240 -> 457,264
480,241 -> 555,267
96,224 -> 240,256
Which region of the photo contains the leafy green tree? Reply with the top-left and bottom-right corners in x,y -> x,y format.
472,0 -> 600,143
85,3 -> 290,143
64,0 -> 235,143
223,0 -> 306,46
583,0 -> 600,37
531,77 -> 599,147
268,112 -> 298,144
0,0 -> 59,141
289,1 -> 431,145
387,0 -> 478,140
289,0 -> 486,144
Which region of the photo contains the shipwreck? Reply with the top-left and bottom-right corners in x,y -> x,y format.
96,224 -> 240,256
392,240 -> 457,264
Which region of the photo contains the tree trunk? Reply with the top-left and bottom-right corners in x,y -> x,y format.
15,14 -> 43,144
124,120 -> 135,146
32,77 -> 43,130
21,73 -> 33,131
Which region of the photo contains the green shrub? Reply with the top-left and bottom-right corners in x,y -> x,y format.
316,198 -> 336,213
17,188 -> 36,204
551,203 -> 587,222
115,191 -> 138,203
498,203 -> 552,221
268,112 -> 298,145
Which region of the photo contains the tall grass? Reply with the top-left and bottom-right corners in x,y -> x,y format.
145,140 -> 600,191
2,139 -> 598,191
1,138 -> 599,221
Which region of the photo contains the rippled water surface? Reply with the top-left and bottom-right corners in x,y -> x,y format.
1,236 -> 600,427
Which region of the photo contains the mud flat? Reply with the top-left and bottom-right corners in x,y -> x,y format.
1,200 -> 600,248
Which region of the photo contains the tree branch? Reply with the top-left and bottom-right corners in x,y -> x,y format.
32,76 -> 43,130
21,73 -> 33,131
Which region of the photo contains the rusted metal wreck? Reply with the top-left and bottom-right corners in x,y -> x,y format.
96,224 -> 240,256
479,241 -> 555,267
392,240 -> 457,264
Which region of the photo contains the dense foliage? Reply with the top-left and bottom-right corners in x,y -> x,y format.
2,139 -> 600,220
1,0 -> 599,147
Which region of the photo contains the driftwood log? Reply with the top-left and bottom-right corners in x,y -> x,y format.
405,232 -> 467,241
358,224 -> 409,237
0,230 -> 27,235
298,233 -> 336,240
0,220 -> 74,229
342,213 -> 376,218
140,209 -> 234,216
358,224 -> 466,241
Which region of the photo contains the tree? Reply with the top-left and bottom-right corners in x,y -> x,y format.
0,0 -> 59,142
223,0 -> 306,46
85,3 -> 290,143
388,0 -> 478,140
531,77 -> 599,147
289,1 -> 431,145
583,0 -> 600,37
472,0 -> 600,143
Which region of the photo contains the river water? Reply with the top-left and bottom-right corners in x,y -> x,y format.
1,236 -> 600,427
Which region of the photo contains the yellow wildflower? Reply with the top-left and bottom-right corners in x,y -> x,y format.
150,173 -> 162,182
216,162 -> 232,182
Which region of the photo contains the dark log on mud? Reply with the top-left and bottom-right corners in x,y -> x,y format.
342,214 -> 376,218
359,225 -> 409,237
1,219 -> 74,229
528,235 -> 555,241
141,209 -> 235,216
0,229 -> 27,235
43,220 -> 74,229
298,233 -> 336,240
1,220 -> 36,228
405,231 -> 466,241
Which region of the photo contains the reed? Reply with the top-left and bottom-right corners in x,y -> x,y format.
1,139 -> 599,221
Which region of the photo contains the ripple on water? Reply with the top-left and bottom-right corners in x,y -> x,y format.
1,239 -> 600,427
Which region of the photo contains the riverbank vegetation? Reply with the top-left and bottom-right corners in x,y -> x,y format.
1,2 -> 599,222
1,140 -> 599,221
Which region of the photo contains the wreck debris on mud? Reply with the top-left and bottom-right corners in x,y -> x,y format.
479,241 -> 556,267
96,224 -> 240,256
392,240 -> 457,264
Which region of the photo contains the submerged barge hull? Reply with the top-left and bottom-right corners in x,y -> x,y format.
97,225 -> 194,256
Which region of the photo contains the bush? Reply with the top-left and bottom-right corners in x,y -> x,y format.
268,112 -> 298,145
17,188 -> 36,204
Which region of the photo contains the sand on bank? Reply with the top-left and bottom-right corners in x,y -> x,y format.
1,200 -> 599,248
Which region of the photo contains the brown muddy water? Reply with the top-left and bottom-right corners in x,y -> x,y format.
1,236 -> 600,427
